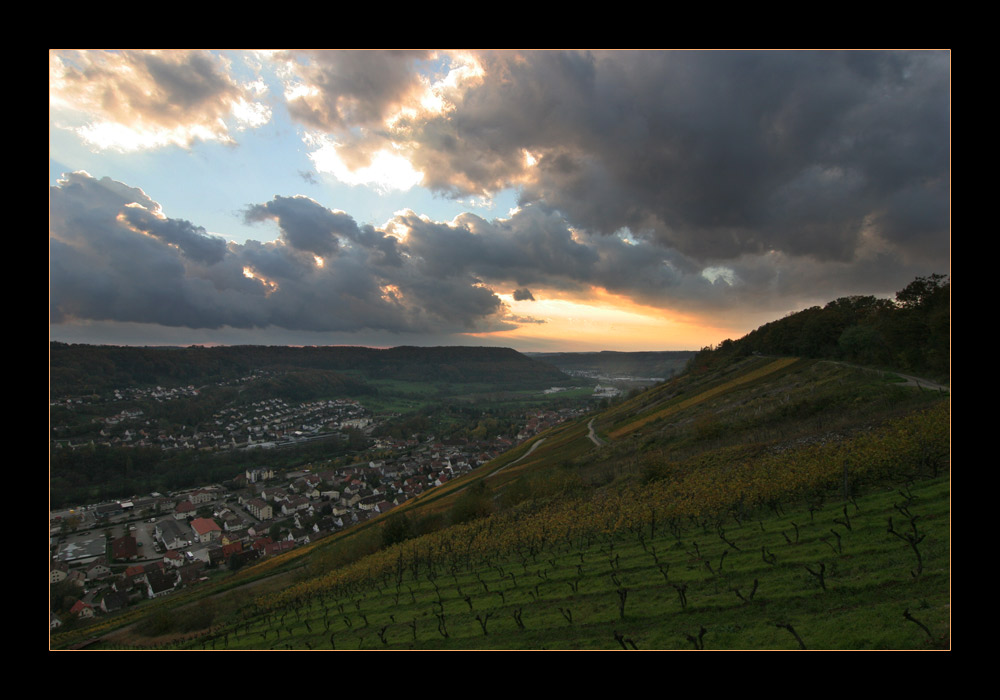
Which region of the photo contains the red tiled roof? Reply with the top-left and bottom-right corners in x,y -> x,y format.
191,517 -> 221,535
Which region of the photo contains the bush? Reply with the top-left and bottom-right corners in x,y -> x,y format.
449,481 -> 495,525
381,514 -> 414,547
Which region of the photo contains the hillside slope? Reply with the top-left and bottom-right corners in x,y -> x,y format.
56,354 -> 949,650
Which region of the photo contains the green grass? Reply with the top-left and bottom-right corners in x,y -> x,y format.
163,475 -> 948,650
354,377 -> 592,415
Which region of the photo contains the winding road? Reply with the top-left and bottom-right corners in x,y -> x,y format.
587,418 -> 606,447
493,436 -> 547,474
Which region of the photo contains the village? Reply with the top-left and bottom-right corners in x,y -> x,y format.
51,371 -> 373,452
49,405 -> 586,628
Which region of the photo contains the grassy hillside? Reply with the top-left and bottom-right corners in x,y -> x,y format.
171,474 -> 949,650
56,356 -> 949,650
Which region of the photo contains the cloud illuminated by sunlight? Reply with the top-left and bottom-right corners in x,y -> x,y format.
242,266 -> 279,295
49,50 -> 271,152
231,95 -> 272,130
75,121 -> 231,152
380,284 -> 403,304
307,134 -> 424,192
389,50 -> 486,128
701,265 -> 738,286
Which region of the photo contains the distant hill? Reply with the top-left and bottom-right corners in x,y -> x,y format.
528,350 -> 694,380
49,344 -> 569,398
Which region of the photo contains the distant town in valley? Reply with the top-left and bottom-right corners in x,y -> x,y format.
49,345 -> 692,626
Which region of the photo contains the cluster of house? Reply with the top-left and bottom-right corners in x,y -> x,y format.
53,384 -> 202,411
50,407 -> 587,629
53,395 -> 371,453
210,397 -> 371,448
55,370 -> 278,410
50,540 -> 211,625
51,485 -> 298,628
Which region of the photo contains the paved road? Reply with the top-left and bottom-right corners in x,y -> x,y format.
494,437 -> 547,474
894,372 -> 949,392
818,360 -> 949,393
587,418 -> 606,447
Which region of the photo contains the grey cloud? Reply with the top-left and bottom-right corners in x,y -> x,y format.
118,206 -> 228,265
244,195 -> 357,256
50,175 -> 270,330
50,170 -> 946,345
244,195 -> 403,267
50,173 -> 510,336
875,179 -> 950,259
518,51 -> 948,264
400,206 -> 598,287
513,287 -> 535,301
393,200 -> 936,324
138,51 -> 237,113
297,50 -> 948,269
238,239 -> 309,280
50,171 -> 160,227
283,50 -> 432,132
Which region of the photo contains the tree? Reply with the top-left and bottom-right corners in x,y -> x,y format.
837,324 -> 890,366
381,514 -> 414,547
450,481 -> 494,525
890,274 -> 950,377
895,274 -> 949,310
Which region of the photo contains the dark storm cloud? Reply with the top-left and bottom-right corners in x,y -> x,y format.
50,51 -> 949,348
50,173 -> 512,336
244,195 -> 357,256
399,206 -> 598,288
244,195 -> 404,267
50,152 -> 946,345
118,206 -> 228,265
50,173 -> 267,329
290,50 -> 948,270
506,51 -> 947,265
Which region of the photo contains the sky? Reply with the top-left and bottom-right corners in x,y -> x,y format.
49,50 -> 950,352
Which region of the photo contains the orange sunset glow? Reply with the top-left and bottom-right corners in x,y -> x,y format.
469,288 -> 740,351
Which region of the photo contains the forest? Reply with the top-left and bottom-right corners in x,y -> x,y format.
691,274 -> 950,381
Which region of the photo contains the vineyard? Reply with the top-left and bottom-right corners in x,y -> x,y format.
61,358 -> 950,650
